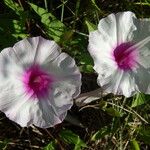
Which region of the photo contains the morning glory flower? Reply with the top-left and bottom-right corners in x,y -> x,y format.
0,36 -> 81,128
88,11 -> 150,97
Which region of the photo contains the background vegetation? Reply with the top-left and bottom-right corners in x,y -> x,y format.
0,0 -> 150,149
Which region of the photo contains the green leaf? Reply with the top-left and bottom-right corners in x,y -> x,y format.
3,0 -> 24,15
131,93 -> 146,108
91,126 -> 110,141
43,140 -> 56,150
105,107 -> 122,117
29,3 -> 66,42
85,20 -> 97,32
60,129 -> 87,150
130,139 -> 140,150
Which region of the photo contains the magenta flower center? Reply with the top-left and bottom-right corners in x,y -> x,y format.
113,42 -> 138,71
22,65 -> 54,98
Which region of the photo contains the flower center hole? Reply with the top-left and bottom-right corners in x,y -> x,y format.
113,42 -> 138,71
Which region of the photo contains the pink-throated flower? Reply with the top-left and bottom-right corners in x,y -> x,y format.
0,36 -> 81,128
88,11 -> 150,97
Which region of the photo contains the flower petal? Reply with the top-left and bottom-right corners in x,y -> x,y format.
0,85 -> 67,128
13,38 -> 36,65
32,36 -> 61,64
133,64 -> 150,94
37,53 -> 81,117
0,47 -> 23,85
98,11 -> 136,45
138,46 -> 150,69
47,52 -> 81,98
13,36 -> 61,66
133,18 -> 150,44
97,70 -> 137,97
88,30 -> 113,62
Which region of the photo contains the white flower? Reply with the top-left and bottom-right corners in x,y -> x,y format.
88,11 -> 150,97
0,36 -> 81,128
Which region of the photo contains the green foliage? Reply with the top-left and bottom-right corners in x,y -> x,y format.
0,140 -> 9,150
105,107 -> 123,117
43,140 -> 56,150
130,139 -> 140,150
3,0 -> 23,15
79,53 -> 94,73
91,126 -> 111,141
90,0 -> 102,11
1,0 -> 150,150
138,126 -> 150,145
60,129 -> 87,150
0,18 -> 28,49
0,0 -> 28,49
29,3 -> 67,43
131,93 -> 146,107
85,20 -> 97,32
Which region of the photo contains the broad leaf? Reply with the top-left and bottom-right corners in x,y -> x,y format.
29,3 -> 66,42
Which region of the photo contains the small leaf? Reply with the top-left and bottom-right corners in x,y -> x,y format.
131,93 -> 146,108
60,129 -> 87,150
130,139 -> 140,150
85,20 -> 97,32
43,140 -> 56,150
91,126 -> 110,141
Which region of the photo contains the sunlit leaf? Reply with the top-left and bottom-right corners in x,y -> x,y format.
85,20 -> 97,32
131,93 -> 146,108
29,3 -> 66,42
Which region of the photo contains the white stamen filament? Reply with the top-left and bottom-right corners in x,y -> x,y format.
126,36 -> 150,52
